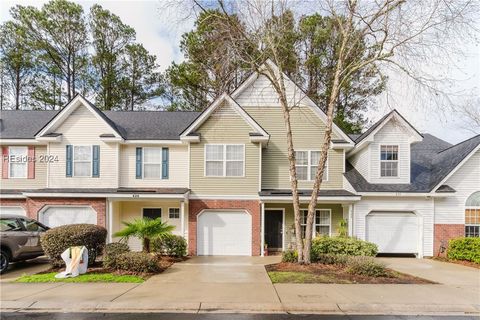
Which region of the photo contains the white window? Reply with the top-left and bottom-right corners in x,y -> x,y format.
300,209 -> 331,238
380,145 -> 398,177
73,145 -> 92,177
143,147 -> 162,179
169,208 -> 180,219
295,150 -> 328,181
205,144 -> 244,177
8,146 -> 28,178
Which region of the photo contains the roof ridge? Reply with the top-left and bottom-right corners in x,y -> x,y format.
436,134 -> 480,154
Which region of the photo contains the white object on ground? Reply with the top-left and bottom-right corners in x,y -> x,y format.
55,246 -> 89,278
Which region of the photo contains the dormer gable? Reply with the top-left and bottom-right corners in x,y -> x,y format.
35,94 -> 124,142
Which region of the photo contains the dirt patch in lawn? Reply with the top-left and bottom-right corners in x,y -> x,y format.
430,257 -> 480,269
266,262 -> 435,284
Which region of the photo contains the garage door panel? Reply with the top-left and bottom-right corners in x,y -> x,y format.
197,211 -> 252,256
40,206 -> 97,228
366,213 -> 418,254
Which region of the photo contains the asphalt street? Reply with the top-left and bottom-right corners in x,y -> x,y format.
0,314 -> 477,320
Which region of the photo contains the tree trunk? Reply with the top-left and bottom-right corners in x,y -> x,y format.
143,237 -> 151,253
15,68 -> 20,110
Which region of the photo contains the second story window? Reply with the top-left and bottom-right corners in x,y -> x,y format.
205,144 -> 244,177
380,145 -> 399,177
73,146 -> 92,177
143,147 -> 162,179
9,146 -> 28,178
295,150 -> 328,181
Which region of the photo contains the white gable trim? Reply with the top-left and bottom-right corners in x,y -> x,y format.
231,59 -> 354,145
180,92 -> 269,139
432,144 -> 480,192
348,111 -> 423,157
35,95 -> 122,139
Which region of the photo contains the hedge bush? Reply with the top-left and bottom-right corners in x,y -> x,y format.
447,237 -> 480,264
282,250 -> 298,263
103,242 -> 130,269
315,253 -> 349,266
41,224 -> 107,267
311,236 -> 378,260
346,256 -> 388,277
111,252 -> 159,273
152,235 -> 187,257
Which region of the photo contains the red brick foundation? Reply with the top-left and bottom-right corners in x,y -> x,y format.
434,224 -> 464,256
188,199 -> 261,256
0,197 -> 106,227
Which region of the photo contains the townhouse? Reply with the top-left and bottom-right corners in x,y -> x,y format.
1,62 -> 479,257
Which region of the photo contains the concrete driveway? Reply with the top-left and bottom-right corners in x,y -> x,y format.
0,257 -> 50,283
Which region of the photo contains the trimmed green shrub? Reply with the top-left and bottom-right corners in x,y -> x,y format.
282,250 -> 298,263
103,242 -> 130,269
315,254 -> 349,266
41,224 -> 107,267
311,236 -> 378,260
111,252 -> 160,273
152,235 -> 187,257
447,237 -> 480,264
346,256 -> 388,277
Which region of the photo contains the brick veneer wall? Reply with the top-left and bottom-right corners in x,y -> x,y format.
0,197 -> 106,227
434,224 -> 464,256
188,199 -> 261,256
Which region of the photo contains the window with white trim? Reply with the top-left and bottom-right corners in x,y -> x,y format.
73,145 -> 92,177
169,208 -> 180,219
205,144 -> 244,177
300,209 -> 331,238
295,151 -> 328,181
143,147 -> 162,179
9,146 -> 28,178
380,145 -> 398,177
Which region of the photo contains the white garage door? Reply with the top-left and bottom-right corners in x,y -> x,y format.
197,210 -> 252,256
366,212 -> 419,254
40,206 -> 97,228
0,206 -> 26,216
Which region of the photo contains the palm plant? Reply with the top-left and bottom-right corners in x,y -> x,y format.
114,218 -> 174,253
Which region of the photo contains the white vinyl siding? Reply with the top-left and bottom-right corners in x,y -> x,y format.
8,146 -> 28,178
1,146 -> 48,189
434,149 -> 480,225
205,144 -> 245,177
48,105 -> 118,188
119,145 -> 188,188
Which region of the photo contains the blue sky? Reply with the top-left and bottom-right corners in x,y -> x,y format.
1,0 -> 479,144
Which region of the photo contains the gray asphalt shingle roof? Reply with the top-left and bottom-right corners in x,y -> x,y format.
0,109 -> 200,140
344,133 -> 480,193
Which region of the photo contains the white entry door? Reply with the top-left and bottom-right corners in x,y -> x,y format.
366,212 -> 419,254
40,206 -> 97,228
197,210 -> 252,256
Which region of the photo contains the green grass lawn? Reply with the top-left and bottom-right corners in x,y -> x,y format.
268,271 -> 351,284
16,272 -> 144,283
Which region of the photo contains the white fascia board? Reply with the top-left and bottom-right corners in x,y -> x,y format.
123,140 -> 183,145
0,194 -> 26,199
357,192 -> 451,197
188,194 -> 260,200
180,136 -> 200,143
22,192 -> 188,199
0,139 -> 46,145
260,196 -> 361,202
36,136 -> 63,143
100,137 -> 124,143
330,142 -> 354,150
431,144 -> 480,192
35,95 -> 122,139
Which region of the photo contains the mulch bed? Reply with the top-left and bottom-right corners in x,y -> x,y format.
38,256 -> 186,279
430,257 -> 480,269
266,262 -> 435,284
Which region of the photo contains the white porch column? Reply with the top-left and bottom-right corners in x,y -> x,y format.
261,202 -> 265,257
108,200 -> 113,243
348,204 -> 353,237
180,201 -> 185,239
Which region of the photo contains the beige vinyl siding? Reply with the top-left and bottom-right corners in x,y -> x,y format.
111,200 -> 187,251
265,203 -> 343,250
119,144 -> 188,188
243,106 -> 344,190
190,102 -> 260,196
48,105 -> 119,188
0,146 -> 48,189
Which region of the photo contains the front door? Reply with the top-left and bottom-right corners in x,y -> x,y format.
265,210 -> 283,250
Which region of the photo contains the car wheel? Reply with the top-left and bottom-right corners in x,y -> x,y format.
0,249 -> 10,274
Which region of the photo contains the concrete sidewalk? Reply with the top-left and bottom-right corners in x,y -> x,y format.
1,257 -> 479,315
